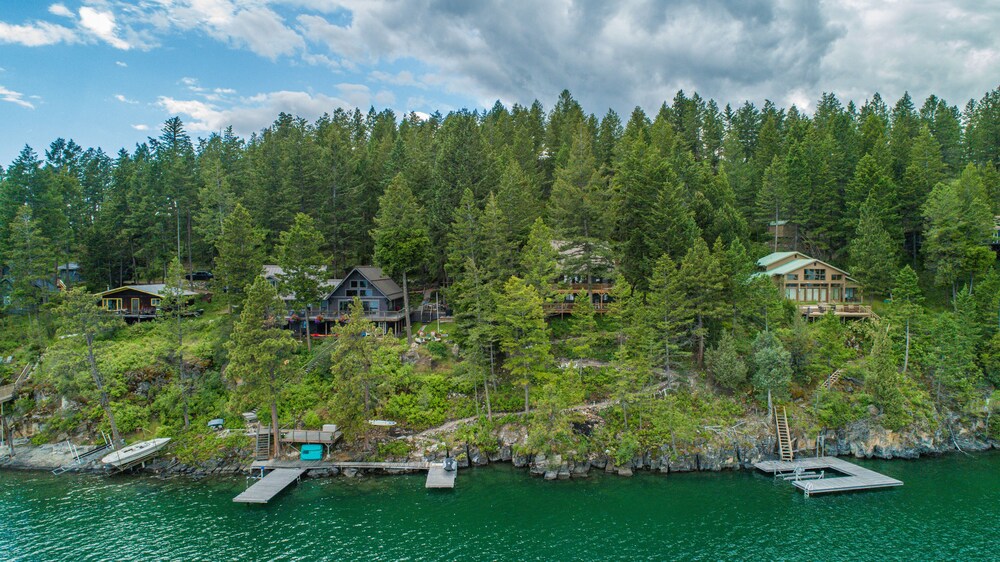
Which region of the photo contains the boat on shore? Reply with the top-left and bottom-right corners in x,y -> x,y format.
101,438 -> 171,469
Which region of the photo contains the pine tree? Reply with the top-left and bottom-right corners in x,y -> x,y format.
849,196 -> 899,298
548,125 -> 612,290
922,165 -> 995,298
678,238 -> 726,366
372,174 -> 430,345
4,205 -> 54,319
161,256 -> 191,427
277,212 -> 327,350
864,325 -> 910,429
520,217 -> 559,303
214,203 -> 265,311
648,253 -> 692,372
225,277 -> 297,458
890,265 -> 924,373
751,330 -> 792,403
55,287 -> 125,444
495,276 -> 552,413
707,332 -> 747,390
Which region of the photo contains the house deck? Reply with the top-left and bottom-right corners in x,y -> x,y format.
754,456 -> 902,496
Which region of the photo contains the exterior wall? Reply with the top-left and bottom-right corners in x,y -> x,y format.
774,263 -> 860,303
322,270 -> 401,316
100,289 -> 161,314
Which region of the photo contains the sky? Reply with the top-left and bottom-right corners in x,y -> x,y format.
1,0 -> 999,165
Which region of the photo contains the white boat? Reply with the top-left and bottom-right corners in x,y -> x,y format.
101,438 -> 171,468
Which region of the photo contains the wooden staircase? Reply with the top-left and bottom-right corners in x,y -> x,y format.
821,368 -> 844,390
255,429 -> 272,461
775,406 -> 793,462
0,363 -> 35,404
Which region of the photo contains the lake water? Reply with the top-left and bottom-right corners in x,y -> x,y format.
1,453 -> 998,560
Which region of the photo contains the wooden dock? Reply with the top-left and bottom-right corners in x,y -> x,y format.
233,468 -> 307,504
425,464 -> 457,488
233,460 -> 457,503
754,456 -> 902,496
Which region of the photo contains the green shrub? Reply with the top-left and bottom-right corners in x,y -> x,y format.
426,341 -> 449,361
377,440 -> 411,459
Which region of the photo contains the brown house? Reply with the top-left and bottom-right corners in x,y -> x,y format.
756,252 -> 862,304
97,284 -> 198,320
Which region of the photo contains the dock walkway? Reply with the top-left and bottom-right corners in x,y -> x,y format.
754,456 -> 902,496
425,464 -> 457,488
233,468 -> 307,504
234,460 -> 457,503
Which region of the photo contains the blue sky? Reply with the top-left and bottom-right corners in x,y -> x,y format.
2,1 -> 999,166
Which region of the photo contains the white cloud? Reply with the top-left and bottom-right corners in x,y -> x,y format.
48,4 -> 74,19
0,20 -> 77,47
78,7 -> 130,50
114,94 -> 138,104
369,70 -> 425,88
0,86 -> 35,109
131,124 -> 150,131
157,89 -> 354,133
162,1 -> 304,60
115,60 -> 128,67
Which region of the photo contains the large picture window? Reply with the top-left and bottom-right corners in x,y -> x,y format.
804,268 -> 826,281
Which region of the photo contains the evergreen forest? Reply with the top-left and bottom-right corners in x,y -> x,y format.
1,87 -> 999,464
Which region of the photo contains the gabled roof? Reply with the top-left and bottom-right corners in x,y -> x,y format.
326,266 -> 403,300
353,266 -> 404,300
97,284 -> 197,298
756,251 -> 806,269
766,258 -> 816,276
760,256 -> 853,279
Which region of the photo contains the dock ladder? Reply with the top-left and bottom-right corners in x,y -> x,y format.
255,429 -> 271,461
775,406 -> 793,462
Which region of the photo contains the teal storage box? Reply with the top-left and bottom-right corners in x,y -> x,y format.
300,444 -> 323,461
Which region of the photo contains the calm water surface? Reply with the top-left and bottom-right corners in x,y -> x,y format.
1,453 -> 998,561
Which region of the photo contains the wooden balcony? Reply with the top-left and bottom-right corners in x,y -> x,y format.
543,301 -> 612,316
554,283 -> 614,294
799,303 -> 877,320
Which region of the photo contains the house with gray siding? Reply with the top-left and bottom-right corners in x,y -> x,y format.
320,266 -> 407,334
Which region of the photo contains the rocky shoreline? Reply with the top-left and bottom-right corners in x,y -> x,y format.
3,417 -> 996,480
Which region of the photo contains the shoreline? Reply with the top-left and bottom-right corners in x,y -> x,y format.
3,427 -> 995,481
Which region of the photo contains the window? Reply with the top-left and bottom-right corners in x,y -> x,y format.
831,274 -> 842,281
150,298 -> 161,307
786,273 -> 798,281
104,298 -> 122,311
349,280 -> 368,289
804,268 -> 826,281
339,300 -> 352,312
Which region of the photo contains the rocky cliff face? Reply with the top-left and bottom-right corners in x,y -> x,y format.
409,415 -> 999,479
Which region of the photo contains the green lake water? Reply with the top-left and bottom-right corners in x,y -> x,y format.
1,453 -> 998,561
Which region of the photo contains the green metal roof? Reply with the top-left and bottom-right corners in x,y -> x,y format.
766,258 -> 816,276
756,251 -> 801,268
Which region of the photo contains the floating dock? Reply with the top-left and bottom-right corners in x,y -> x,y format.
754,456 -> 902,496
234,460 -> 457,503
425,464 -> 457,488
233,468 -> 307,504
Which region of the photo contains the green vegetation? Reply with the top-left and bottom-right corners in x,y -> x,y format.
1,87 -> 998,463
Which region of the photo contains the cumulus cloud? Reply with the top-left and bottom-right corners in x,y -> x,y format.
0,86 -> 35,109
0,20 -> 77,47
48,4 -> 74,19
114,94 -> 138,104
78,7 -> 130,50
160,0 -> 304,60
115,60 -> 128,67
157,89 -> 355,133
291,0 -> 1000,111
